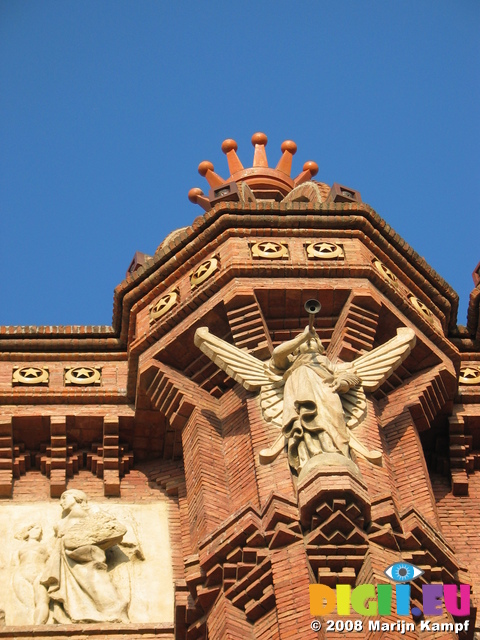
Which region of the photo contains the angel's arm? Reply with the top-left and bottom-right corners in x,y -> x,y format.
272,326 -> 314,369
330,370 -> 361,394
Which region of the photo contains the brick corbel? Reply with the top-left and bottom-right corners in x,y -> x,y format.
0,416 -> 13,497
327,291 -> 381,361
103,415 -> 120,496
139,360 -> 213,431
448,414 -> 469,496
49,415 -> 67,498
224,288 -> 273,360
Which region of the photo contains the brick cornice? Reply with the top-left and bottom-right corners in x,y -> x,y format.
0,200 -> 462,353
118,201 -> 458,335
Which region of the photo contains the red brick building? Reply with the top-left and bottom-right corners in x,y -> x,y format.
0,133 -> 479,639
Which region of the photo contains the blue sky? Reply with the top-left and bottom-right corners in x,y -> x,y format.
1,1 -> 478,327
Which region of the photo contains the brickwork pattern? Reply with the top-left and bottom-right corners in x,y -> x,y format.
0,192 -> 478,640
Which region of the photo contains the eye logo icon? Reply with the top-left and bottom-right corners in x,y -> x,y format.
384,562 -> 424,582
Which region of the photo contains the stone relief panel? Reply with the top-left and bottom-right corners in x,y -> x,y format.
0,494 -> 173,625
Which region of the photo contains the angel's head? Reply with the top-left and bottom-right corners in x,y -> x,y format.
296,335 -> 325,356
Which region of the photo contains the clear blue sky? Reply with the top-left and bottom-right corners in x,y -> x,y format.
1,1 -> 478,327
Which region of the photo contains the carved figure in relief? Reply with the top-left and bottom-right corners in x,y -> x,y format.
12,524 -> 50,624
194,316 -> 416,479
40,490 -> 129,623
105,506 -> 146,615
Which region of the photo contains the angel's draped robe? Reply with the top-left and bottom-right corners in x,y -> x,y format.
280,351 -> 351,473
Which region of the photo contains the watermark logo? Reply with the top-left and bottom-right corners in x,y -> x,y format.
384,561 -> 423,582
310,561 -> 471,634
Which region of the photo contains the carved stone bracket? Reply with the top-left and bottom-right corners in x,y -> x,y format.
398,508 -> 460,588
367,498 -> 462,613
378,364 -> 456,433
144,366 -> 197,430
32,416 -> 133,497
37,441 -> 77,477
103,416 -> 121,496
86,440 -> 133,494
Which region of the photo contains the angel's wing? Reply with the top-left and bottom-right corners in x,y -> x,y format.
340,386 -> 367,429
194,327 -> 283,391
195,327 -> 286,464
258,384 -> 286,463
338,327 -> 416,392
259,384 -> 284,428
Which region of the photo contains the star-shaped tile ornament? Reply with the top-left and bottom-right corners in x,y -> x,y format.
65,367 -> 101,386
459,365 -> 480,385
373,258 -> 398,285
408,294 -> 434,322
251,241 -> 289,259
13,366 -> 49,385
306,242 -> 344,259
150,291 -> 179,322
190,257 -> 219,288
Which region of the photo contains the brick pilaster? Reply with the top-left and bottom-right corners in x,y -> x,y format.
182,407 -> 230,546
270,540 -> 313,638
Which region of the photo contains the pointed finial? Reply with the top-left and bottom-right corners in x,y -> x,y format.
188,188 -> 211,211
251,132 -> 268,168
276,140 -> 297,176
221,139 -> 244,175
294,161 -> 319,187
198,161 -> 225,188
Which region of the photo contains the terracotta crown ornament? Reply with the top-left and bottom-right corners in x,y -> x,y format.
188,132 -> 321,210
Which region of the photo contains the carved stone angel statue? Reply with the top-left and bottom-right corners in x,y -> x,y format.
194,322 -> 416,479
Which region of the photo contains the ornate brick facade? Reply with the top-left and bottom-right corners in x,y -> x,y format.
0,134 -> 479,639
